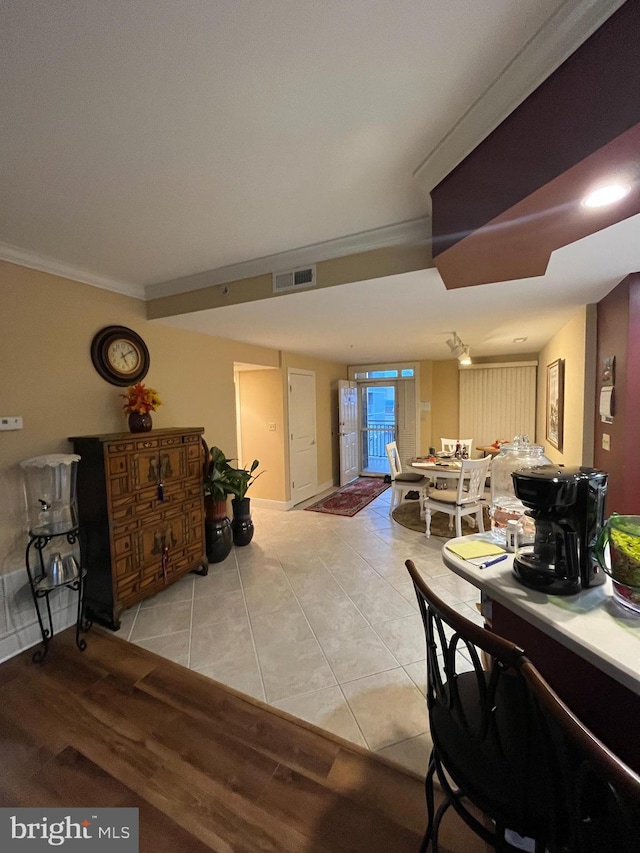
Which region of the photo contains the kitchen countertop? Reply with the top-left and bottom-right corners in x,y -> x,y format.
440,534 -> 640,696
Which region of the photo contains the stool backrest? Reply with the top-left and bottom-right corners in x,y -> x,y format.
521,659 -> 640,853
406,559 -> 554,841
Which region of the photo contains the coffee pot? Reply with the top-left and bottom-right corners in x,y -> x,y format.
594,514 -> 640,615
512,465 -> 608,595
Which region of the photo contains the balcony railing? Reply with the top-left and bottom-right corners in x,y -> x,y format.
362,422 -> 395,472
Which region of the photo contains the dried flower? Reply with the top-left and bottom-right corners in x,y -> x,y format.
120,383 -> 162,415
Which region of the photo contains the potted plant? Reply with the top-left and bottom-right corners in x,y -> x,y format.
203,446 -> 235,563
226,459 -> 263,546
120,382 -> 162,432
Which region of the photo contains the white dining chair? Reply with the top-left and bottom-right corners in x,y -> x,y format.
385,441 -> 431,518
424,456 -> 491,538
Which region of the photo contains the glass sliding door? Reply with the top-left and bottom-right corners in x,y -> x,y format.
360,382 -> 396,474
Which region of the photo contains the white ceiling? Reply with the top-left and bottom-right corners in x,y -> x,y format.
2,0 -> 636,364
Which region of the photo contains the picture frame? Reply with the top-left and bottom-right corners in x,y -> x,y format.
546,358 -> 565,451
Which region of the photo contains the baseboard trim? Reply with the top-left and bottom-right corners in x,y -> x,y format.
249,497 -> 289,512
252,480 -> 336,512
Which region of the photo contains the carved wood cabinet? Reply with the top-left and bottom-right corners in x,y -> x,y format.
69,427 -> 208,629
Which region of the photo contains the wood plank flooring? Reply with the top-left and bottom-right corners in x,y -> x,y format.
0,628 -> 488,852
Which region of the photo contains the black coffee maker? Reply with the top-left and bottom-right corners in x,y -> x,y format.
511,465 -> 608,595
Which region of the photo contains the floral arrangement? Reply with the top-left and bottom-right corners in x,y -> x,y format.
120,382 -> 162,415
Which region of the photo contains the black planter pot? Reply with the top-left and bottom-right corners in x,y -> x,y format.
205,515 -> 233,563
231,497 -> 254,546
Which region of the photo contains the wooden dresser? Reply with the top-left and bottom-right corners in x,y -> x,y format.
69,427 -> 208,630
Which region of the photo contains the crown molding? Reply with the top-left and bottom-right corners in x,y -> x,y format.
412,0 -> 626,200
0,242 -> 145,299
145,216 -> 430,299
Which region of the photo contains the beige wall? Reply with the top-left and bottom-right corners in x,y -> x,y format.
0,261 -> 345,574
535,307 -> 588,466
235,369 -> 286,502
431,360 -> 460,447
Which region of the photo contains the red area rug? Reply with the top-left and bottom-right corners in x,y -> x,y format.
304,477 -> 389,517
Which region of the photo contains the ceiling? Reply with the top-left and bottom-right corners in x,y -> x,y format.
1,0 -> 637,364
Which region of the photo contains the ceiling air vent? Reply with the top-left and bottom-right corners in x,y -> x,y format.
272,265 -> 316,293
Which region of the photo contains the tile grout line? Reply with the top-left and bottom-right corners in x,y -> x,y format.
236,549 -> 269,704
264,546 -> 369,747
186,574 -> 196,669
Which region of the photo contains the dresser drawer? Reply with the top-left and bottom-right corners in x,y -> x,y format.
114,553 -> 133,578
114,533 -> 133,557
160,435 -> 182,448
116,572 -> 138,600
135,437 -> 159,450
138,570 -> 162,592
108,454 -> 128,476
187,441 -> 202,460
108,441 -> 135,454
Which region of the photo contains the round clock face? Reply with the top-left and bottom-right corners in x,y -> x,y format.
107,338 -> 142,375
90,326 -> 150,386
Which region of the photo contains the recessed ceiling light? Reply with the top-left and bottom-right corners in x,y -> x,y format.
513,336 -> 528,343
582,183 -> 630,208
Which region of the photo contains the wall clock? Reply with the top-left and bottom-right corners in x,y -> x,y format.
90,325 -> 150,386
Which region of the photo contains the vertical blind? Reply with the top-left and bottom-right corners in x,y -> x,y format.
397,378 -> 417,465
459,363 -> 537,451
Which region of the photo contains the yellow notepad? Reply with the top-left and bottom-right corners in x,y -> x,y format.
445,540 -> 505,559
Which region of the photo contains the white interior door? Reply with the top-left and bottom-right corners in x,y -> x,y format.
288,368 -> 318,505
338,380 -> 358,486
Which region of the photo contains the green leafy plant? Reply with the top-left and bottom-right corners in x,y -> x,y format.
203,446 -> 235,503
226,459 -> 263,501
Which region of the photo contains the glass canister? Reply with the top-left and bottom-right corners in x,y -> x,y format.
489,436 -> 551,543
20,453 -> 81,535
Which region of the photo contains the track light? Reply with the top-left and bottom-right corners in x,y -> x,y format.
446,332 -> 464,358
458,346 -> 472,365
446,332 -> 472,364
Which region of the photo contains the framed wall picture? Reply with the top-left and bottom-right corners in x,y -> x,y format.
546,358 -> 565,451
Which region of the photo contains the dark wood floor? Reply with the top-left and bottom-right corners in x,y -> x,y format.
0,627 -> 488,852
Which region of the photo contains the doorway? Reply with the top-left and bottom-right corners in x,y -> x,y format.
350,364 -> 420,478
360,382 -> 396,474
288,368 -> 318,505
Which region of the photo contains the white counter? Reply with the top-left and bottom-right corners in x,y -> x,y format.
441,534 -> 640,696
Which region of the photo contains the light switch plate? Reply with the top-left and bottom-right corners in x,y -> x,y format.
602,433 -> 610,451
0,416 -> 23,430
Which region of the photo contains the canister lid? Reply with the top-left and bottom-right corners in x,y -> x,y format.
20,453 -> 81,468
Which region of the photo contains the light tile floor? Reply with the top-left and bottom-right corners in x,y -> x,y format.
117,486 -> 483,776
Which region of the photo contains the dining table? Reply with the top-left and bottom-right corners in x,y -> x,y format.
411,456 -> 492,476
409,458 -> 465,480
410,456 -> 492,496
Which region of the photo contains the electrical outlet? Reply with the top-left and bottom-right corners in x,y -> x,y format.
0,416 -> 23,430
602,433 -> 610,451
268,422 -> 277,432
